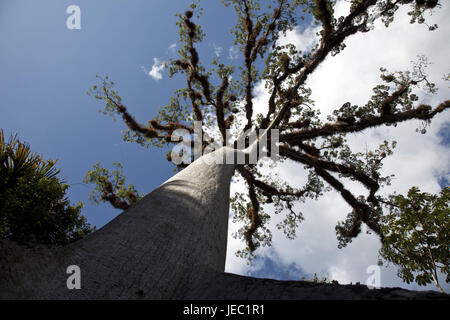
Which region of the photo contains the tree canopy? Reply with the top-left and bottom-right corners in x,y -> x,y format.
0,130 -> 94,245
379,186 -> 449,293
86,0 -> 448,274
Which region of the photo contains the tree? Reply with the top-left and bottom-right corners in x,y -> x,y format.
379,186 -> 449,293
1,0 -> 449,299
0,130 -> 94,245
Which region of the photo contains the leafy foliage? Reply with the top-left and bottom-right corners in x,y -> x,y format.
83,162 -> 143,210
0,130 -> 94,245
0,130 -> 59,192
379,186 -> 449,293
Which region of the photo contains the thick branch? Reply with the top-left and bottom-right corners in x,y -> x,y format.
242,1 -> 256,132
280,100 -> 450,142
216,76 -> 229,143
149,120 -> 193,133
100,181 -> 136,211
243,1 -> 284,131
260,60 -> 305,129
279,145 -> 380,203
315,0 -> 334,40
238,166 -> 309,199
381,85 -> 409,115
114,104 -> 158,139
264,1 -> 378,132
314,165 -> 382,238
243,174 -> 262,253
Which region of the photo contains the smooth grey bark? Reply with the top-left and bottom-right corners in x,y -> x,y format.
0,147 -> 448,299
1,147 -> 237,299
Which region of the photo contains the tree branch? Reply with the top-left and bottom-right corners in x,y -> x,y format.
243,1 -> 285,131
238,166 -> 309,199
280,100 -> 450,142
279,145 -> 380,203
216,76 -> 229,144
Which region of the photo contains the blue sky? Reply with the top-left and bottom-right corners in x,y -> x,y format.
0,0 -> 241,227
1,0 -> 449,291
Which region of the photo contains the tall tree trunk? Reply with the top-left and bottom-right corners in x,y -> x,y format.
0,147 -> 447,299
1,147 -> 237,299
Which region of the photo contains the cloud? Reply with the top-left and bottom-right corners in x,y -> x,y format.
244,251 -> 310,281
167,43 -> 177,54
143,57 -> 165,81
277,24 -> 320,53
225,1 -> 450,292
211,43 -> 223,58
215,46 -> 223,58
228,46 -> 239,60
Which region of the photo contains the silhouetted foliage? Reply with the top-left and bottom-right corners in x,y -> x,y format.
0,130 -> 94,245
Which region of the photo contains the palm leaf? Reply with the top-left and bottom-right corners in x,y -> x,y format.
0,129 -> 60,191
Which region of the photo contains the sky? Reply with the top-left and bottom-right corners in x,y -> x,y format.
1,0 -> 449,292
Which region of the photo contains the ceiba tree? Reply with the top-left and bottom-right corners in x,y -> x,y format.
1,0 -> 449,299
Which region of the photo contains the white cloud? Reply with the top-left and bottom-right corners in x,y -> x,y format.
228,46 -> 239,60
277,24 -> 320,53
333,0 -> 351,18
212,43 -> 223,58
168,43 -> 177,54
225,1 -> 450,292
143,57 -> 165,81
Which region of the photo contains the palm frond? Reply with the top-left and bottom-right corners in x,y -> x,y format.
0,129 -> 60,190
